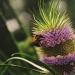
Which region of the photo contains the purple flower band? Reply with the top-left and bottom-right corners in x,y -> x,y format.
39,26 -> 74,48
41,52 -> 75,65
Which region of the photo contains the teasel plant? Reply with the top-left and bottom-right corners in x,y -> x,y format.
32,0 -> 75,75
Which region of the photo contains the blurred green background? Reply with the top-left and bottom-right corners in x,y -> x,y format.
0,0 -> 75,75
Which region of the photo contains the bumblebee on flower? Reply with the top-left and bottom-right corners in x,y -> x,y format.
32,0 -> 75,75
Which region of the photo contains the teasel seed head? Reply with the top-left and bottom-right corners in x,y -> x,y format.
32,0 -> 74,48
32,0 -> 75,74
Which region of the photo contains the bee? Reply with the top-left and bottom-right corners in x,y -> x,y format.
31,34 -> 41,46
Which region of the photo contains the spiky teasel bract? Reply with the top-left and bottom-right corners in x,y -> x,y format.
33,0 -> 71,35
32,0 -> 75,75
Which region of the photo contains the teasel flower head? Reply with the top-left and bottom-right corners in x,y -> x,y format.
32,0 -> 75,74
33,0 -> 74,48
